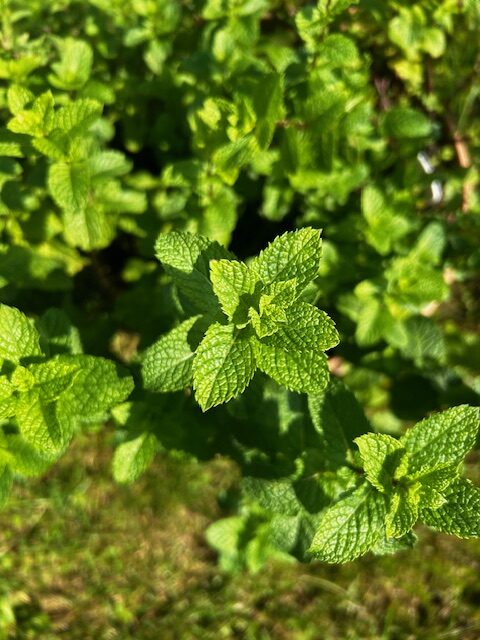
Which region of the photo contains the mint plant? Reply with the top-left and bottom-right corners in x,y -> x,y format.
0,0 -> 479,574
143,228 -> 339,410
310,406 -> 480,562
0,304 -> 133,506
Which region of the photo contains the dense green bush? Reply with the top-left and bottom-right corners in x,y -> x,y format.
0,0 -> 479,567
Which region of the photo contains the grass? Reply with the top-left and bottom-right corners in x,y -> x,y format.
1,430 -> 480,639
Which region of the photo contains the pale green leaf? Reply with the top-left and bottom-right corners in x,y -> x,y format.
7,84 -> 34,115
49,38 -> 93,89
15,389 -> 64,454
308,378 -> 371,467
27,357 -> 80,402
89,150 -> 131,180
309,484 -> 386,563
155,231 -> 233,315
142,316 -> 202,392
210,259 -> 258,323
0,376 -> 16,421
385,487 -> 420,538
400,406 -> 480,474
48,161 -> 91,211
421,479 -> 480,538
371,531 -> 418,556
254,303 -> 338,394
193,323 -> 256,411
62,207 -> 114,251
251,227 -> 322,293
355,433 -> 408,493
56,355 -> 134,426
52,99 -> 102,134
112,432 -> 158,484
0,304 -> 42,364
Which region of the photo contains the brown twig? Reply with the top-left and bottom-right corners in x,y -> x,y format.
445,114 -> 473,212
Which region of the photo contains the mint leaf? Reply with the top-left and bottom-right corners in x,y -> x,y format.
48,161 -> 91,211
251,227 -> 322,292
193,324 -> 256,411
385,487 -> 420,538
248,280 -> 297,338
112,432 -> 158,484
0,304 -> 42,364
371,531 -> 418,556
0,377 -> 16,420
155,231 -> 233,315
36,308 -> 83,356
309,378 -> 371,467
355,433 -> 408,493
52,99 -> 102,134
27,358 -> 80,402
142,316 -> 203,392
210,259 -> 258,323
254,303 -> 338,394
7,84 -> 34,115
15,389 -> 64,454
309,484 -> 386,563
400,406 -> 480,474
57,355 -> 133,426
421,479 -> 480,538
259,279 -> 298,311
49,37 -> 93,90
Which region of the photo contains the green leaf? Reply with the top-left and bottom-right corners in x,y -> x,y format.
36,308 -> 83,356
0,129 -> 25,157
309,378 -> 371,467
409,462 -> 460,493
7,84 -> 34,115
56,355 -> 134,426
52,99 -> 102,134
251,73 -> 284,149
383,107 -> 433,139
112,432 -> 158,484
193,323 -> 256,411
155,231 -> 233,315
210,259 -> 258,323
7,91 -> 54,136
0,304 -> 42,365
309,484 -> 386,563
251,227 -> 322,293
89,150 -> 131,180
355,433 -> 408,493
62,207 -> 114,251
48,161 -> 91,211
254,303 -> 338,394
27,358 -> 80,402
0,376 -> 16,421
243,477 -> 301,517
371,531 -> 418,556
15,389 -> 64,454
385,486 -> 420,538
142,316 -> 203,392
400,406 -> 480,474
412,222 -> 445,265
49,38 -> 93,90
421,479 -> 480,538
213,135 -> 258,185
318,34 -> 359,67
